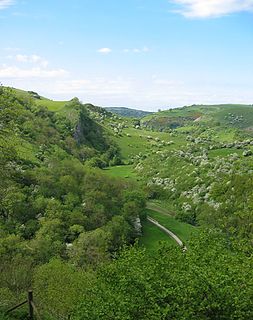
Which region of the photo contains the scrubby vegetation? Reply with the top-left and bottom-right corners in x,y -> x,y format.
1,87 -> 252,319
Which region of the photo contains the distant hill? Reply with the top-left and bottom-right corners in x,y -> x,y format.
105,107 -> 153,118
141,104 -> 253,131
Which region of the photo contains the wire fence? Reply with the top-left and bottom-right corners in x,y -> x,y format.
6,290 -> 41,320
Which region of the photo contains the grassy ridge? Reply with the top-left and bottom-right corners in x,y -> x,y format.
35,98 -> 68,111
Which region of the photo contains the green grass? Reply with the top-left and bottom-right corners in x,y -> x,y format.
102,165 -> 138,180
175,125 -> 196,133
213,128 -> 237,142
111,127 -> 187,159
147,209 -> 197,244
147,200 -> 177,216
35,98 -> 68,111
112,131 -> 151,158
139,219 -> 176,251
208,148 -> 242,158
6,86 -> 69,112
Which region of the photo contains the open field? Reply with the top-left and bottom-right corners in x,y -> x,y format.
102,165 -> 137,180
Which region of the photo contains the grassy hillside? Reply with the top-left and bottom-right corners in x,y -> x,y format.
4,87 -> 253,243
142,104 -> 253,131
1,86 -> 253,319
35,98 -> 68,111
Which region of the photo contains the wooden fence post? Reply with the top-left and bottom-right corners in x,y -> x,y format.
28,290 -> 34,320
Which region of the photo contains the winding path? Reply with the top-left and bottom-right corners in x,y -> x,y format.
147,216 -> 184,247
146,203 -> 186,249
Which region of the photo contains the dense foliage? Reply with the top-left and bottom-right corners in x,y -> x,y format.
1,88 -> 252,319
0,88 -> 145,314
33,232 -> 253,319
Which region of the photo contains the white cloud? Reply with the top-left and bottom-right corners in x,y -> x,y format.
2,73 -> 253,110
48,76 -> 189,108
97,47 -> 150,54
4,47 -> 20,52
15,54 -> 49,67
15,54 -> 28,62
97,48 -> 112,54
0,65 -> 68,78
0,0 -> 14,10
123,47 -> 150,53
52,78 -> 130,96
171,0 -> 253,18
142,46 -> 150,52
152,76 -> 184,86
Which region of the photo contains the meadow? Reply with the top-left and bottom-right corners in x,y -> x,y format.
102,165 -> 138,180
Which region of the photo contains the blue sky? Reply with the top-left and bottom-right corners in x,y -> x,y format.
0,0 -> 253,110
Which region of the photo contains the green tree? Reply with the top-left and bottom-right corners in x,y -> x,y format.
33,259 -> 93,320
69,229 -> 110,268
